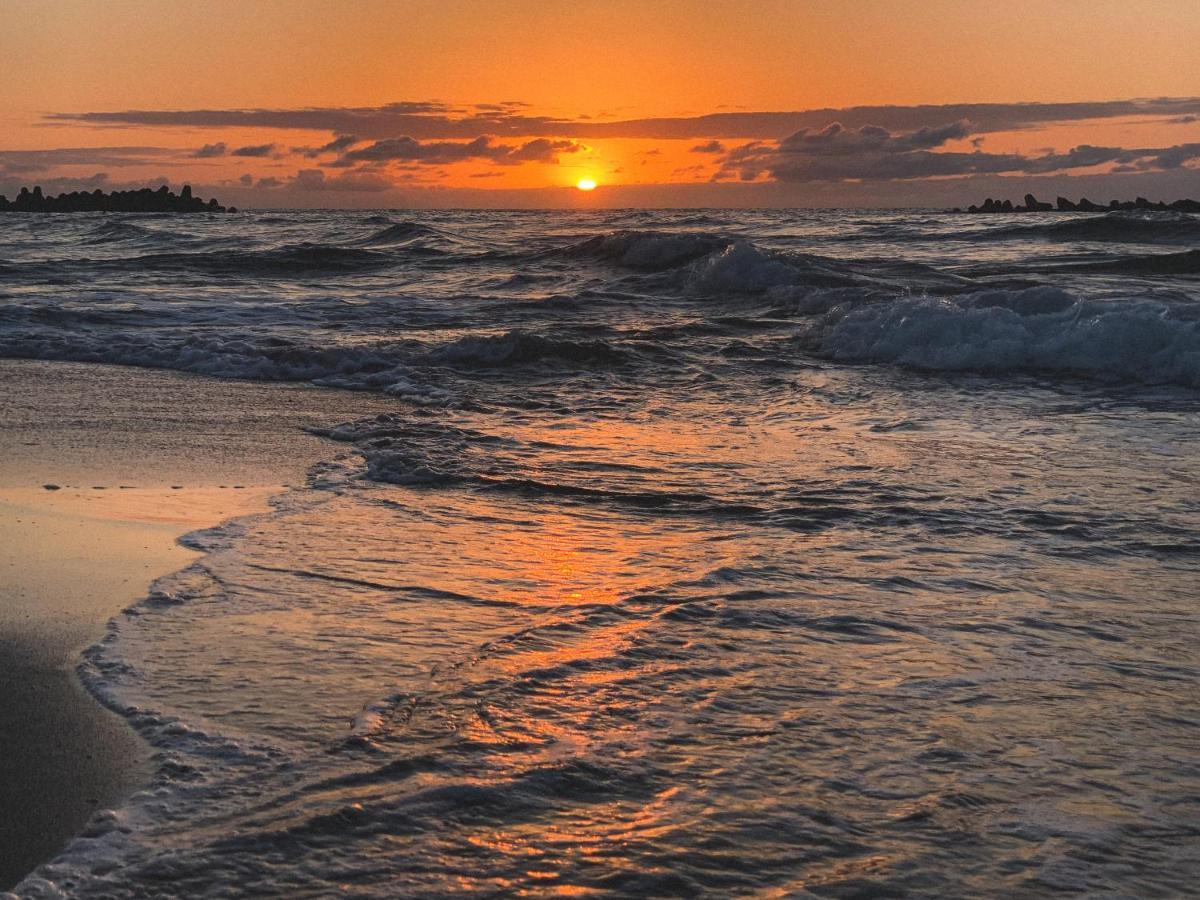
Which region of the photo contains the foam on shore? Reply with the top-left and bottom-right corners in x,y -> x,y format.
0,360 -> 392,890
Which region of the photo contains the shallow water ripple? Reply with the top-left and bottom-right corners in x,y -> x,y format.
4,208 -> 1199,897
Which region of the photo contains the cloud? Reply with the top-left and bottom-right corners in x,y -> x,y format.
1149,143 -> 1200,168
295,134 -> 360,158
43,97 -> 1200,140
0,146 -> 170,174
504,138 -> 586,163
192,142 -> 227,158
336,135 -> 584,166
238,173 -> 253,185
0,172 -> 112,194
473,101 -> 530,112
231,143 -> 277,157
717,120 -> 1200,183
290,168 -> 393,192
9,100 -> 1200,207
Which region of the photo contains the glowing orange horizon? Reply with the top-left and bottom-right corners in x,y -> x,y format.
2,1 -> 1198,206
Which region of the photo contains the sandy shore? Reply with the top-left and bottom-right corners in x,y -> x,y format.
0,360 -> 388,889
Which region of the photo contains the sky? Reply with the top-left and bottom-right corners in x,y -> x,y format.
2,0 -> 1199,208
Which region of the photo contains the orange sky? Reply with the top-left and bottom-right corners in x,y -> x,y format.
2,0 -> 1199,206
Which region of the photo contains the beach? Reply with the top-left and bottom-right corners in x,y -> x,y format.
1,208 -> 1197,896
0,360 -> 388,889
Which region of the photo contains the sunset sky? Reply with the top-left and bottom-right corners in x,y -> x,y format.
2,0 -> 1199,207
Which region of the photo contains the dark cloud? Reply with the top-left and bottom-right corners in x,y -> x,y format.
231,143 -> 277,158
718,121 -> 1200,183
691,140 -> 726,153
0,172 -> 111,193
319,134 -> 358,153
238,173 -> 253,185
504,138 -> 586,163
0,157 -> 49,175
473,101 -> 530,112
290,168 -> 393,192
0,172 -> 200,198
256,176 -> 285,189
336,135 -> 584,166
295,134 -> 360,158
1168,115 -> 1198,124
192,142 -> 227,158
0,146 -> 170,174
44,97 -> 1200,141
1149,143 -> 1200,168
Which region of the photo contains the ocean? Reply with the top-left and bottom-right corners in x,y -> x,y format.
2,208 -> 1199,896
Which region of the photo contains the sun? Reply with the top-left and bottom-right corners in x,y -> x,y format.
576,178 -> 597,191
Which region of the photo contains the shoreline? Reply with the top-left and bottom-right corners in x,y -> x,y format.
0,487 -> 230,889
0,359 -> 391,890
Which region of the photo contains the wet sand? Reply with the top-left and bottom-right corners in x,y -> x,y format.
0,360 -> 391,889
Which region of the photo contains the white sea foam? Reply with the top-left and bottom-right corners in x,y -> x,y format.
818,287 -> 1200,386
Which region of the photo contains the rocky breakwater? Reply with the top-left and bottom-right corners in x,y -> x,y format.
959,193 -> 1200,213
0,184 -> 234,213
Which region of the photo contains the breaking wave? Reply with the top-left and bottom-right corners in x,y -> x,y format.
817,286 -> 1200,387
561,230 -> 732,270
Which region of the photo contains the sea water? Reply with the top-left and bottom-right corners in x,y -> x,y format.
2,208 -> 1199,896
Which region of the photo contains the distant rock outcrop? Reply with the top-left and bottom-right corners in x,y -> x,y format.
0,185 -> 235,213
962,193 -> 1200,213
1023,193 -> 1053,212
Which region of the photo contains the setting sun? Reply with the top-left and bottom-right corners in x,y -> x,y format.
576,178 -> 597,191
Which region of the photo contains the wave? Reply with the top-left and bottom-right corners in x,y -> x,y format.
815,286 -> 1200,387
0,243 -> 400,277
83,220 -> 182,246
354,220 -> 454,248
561,230 -> 732,271
128,243 -> 397,275
6,283 -> 1196,394
0,328 -> 418,383
684,241 -> 856,293
986,211 -> 1200,244
4,213 -> 1198,396
0,325 -> 631,397
558,230 -> 975,298
425,330 -> 628,369
1065,248 -> 1200,276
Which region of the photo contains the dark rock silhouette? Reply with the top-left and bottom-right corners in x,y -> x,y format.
0,184 -> 233,213
964,194 -> 1200,213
